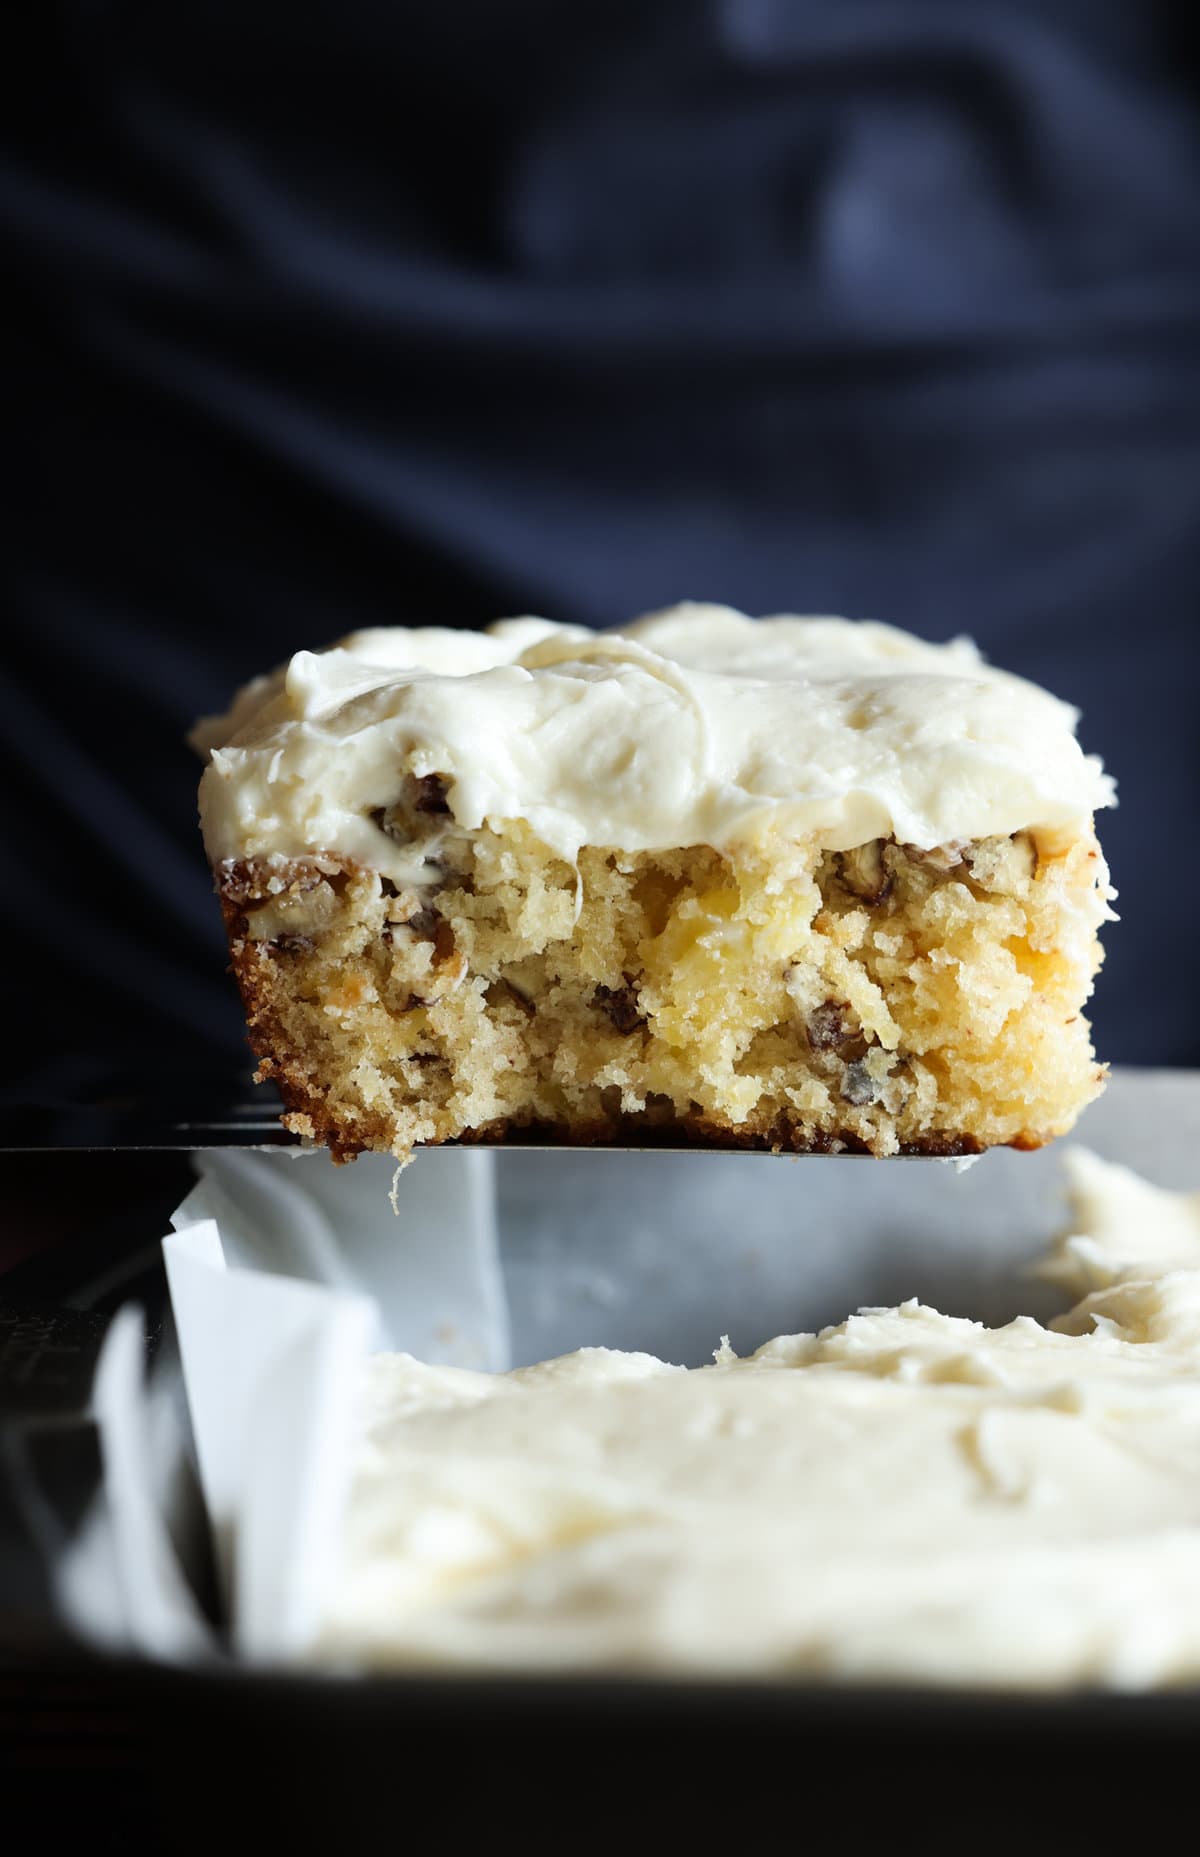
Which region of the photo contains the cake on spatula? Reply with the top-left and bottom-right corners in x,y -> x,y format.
194,604 -> 1115,1160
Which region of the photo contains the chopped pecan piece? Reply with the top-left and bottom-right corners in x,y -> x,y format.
414,773 -> 452,815
371,772 -> 453,848
594,981 -> 645,1035
243,875 -> 340,943
902,841 -> 968,875
807,1000 -> 855,1052
222,858 -> 331,910
490,977 -> 536,1019
406,906 -> 442,940
841,1060 -> 880,1106
271,932 -> 314,955
431,916 -> 458,964
834,840 -> 892,905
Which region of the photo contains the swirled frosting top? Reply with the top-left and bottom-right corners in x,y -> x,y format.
196,603 -> 1114,879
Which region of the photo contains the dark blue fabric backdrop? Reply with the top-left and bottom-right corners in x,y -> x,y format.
4,1 -> 1199,1085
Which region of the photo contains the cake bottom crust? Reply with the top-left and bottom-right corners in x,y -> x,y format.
258,1060 -> 997,1162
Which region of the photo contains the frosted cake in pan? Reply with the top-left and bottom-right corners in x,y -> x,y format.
316,1153 -> 1200,1687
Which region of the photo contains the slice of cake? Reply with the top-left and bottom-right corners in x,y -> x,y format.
195,604 -> 1116,1160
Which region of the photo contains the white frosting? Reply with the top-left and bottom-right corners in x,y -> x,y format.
197,604 -> 1114,880
321,1155 -> 1200,1687
1038,1148 -> 1200,1295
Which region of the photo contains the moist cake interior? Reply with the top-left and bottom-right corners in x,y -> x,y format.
220,789 -> 1107,1160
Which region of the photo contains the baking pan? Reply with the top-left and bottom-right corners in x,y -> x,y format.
4,1066 -> 1200,1841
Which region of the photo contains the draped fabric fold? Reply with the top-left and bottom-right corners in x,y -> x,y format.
4,2 -> 1198,1071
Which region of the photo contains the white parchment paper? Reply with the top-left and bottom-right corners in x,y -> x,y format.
56,1145 -> 508,1665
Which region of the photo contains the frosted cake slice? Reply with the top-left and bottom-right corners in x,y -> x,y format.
194,604 -> 1115,1160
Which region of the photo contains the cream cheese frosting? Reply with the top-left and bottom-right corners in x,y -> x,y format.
320,1152 -> 1200,1688
197,603 -> 1115,884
